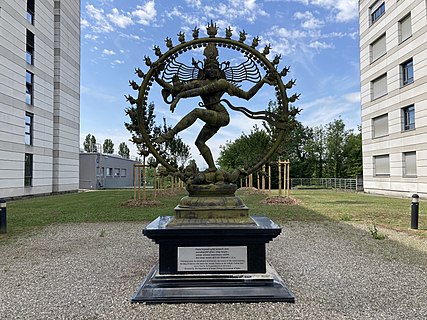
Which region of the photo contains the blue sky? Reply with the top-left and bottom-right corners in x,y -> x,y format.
80,0 -> 360,167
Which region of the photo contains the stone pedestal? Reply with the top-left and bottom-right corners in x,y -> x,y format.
132,215 -> 294,303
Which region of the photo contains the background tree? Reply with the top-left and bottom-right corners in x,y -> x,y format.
125,101 -> 157,162
217,125 -> 271,171
343,126 -> 363,177
219,117 -> 362,179
118,142 -> 130,159
169,137 -> 191,168
324,119 -> 346,178
103,139 -> 114,154
125,102 -> 191,167
306,126 -> 326,178
83,133 -> 97,152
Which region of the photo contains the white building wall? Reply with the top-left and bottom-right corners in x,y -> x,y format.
52,0 -> 80,192
360,0 -> 427,198
0,0 -> 80,198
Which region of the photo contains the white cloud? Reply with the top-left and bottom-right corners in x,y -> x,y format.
298,93 -> 360,129
294,11 -> 324,29
102,49 -> 116,55
331,0 -> 358,22
86,4 -> 114,33
170,0 -> 268,26
120,33 -> 141,41
294,0 -> 358,22
220,0 -> 269,23
321,31 -> 358,40
107,8 -> 133,28
269,26 -> 307,39
185,0 -> 202,8
132,0 -> 157,25
308,40 -> 333,49
344,91 -> 360,103
112,60 -> 125,65
81,18 -> 89,28
85,34 -> 99,41
166,6 -> 205,27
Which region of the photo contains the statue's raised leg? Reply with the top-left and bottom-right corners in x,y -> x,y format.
154,108 -> 203,144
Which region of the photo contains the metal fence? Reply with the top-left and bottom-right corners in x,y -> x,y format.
291,177 -> 363,191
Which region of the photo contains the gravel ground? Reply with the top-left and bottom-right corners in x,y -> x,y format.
0,220 -> 426,320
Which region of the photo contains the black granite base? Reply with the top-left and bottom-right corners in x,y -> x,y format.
132,216 -> 295,303
131,263 -> 295,303
143,216 -> 281,274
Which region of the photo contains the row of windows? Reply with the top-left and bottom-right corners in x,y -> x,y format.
370,1 -> 385,25
373,152 -> 417,177
370,58 -> 413,100
103,167 -> 127,178
25,153 -> 33,186
27,0 -> 34,25
24,1 -> 35,186
372,104 -> 415,138
26,71 -> 33,105
26,1 -> 35,106
369,11 -> 412,100
25,112 -> 33,145
26,30 -> 34,65
370,0 -> 411,45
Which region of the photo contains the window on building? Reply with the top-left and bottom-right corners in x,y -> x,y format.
401,58 -> 414,86
371,2 -> 385,25
106,168 -> 113,176
114,168 -> 120,177
402,105 -> 415,131
399,13 -> 412,43
403,151 -> 416,177
24,153 -> 33,186
26,30 -> 34,65
121,169 -> 126,177
371,73 -> 387,100
372,114 -> 388,138
374,155 -> 390,176
370,33 -> 386,62
25,112 -> 33,145
27,0 -> 35,24
26,71 -> 33,105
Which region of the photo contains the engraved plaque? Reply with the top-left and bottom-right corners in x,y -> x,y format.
177,246 -> 248,272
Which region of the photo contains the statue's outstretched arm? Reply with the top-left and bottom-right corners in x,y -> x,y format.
229,73 -> 276,100
168,87 -> 202,113
154,76 -> 174,91
176,80 -> 227,99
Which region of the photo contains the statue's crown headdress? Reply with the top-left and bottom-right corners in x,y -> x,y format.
203,43 -> 219,67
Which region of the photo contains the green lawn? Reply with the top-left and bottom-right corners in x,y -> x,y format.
1,188 -> 425,243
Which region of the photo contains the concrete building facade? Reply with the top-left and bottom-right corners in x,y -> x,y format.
79,153 -> 137,190
0,0 -> 80,198
360,0 -> 427,198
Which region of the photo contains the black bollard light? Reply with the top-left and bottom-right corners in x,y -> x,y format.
0,199 -> 6,234
411,194 -> 419,230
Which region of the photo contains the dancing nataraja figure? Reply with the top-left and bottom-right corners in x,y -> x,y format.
154,43 -> 275,172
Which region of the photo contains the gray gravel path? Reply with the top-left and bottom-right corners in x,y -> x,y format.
0,220 -> 426,319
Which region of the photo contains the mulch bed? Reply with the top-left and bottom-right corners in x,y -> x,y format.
260,196 -> 300,206
121,199 -> 163,207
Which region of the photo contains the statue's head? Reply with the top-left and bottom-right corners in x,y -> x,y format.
201,44 -> 224,80
204,60 -> 221,79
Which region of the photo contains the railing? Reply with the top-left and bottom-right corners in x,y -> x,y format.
291,178 -> 362,191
